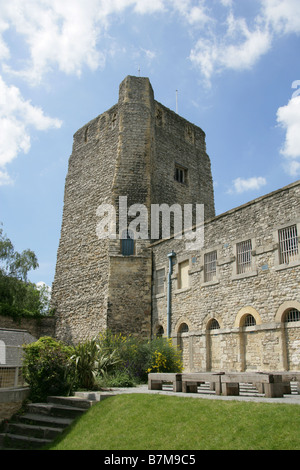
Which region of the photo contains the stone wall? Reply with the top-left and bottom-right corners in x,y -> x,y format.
52,76 -> 215,344
0,316 -> 55,340
151,180 -> 300,372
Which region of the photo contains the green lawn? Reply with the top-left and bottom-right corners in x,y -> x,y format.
46,394 -> 300,450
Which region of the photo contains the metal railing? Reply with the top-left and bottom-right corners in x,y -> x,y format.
0,345 -> 25,389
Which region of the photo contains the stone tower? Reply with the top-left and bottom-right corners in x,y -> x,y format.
51,76 -> 215,344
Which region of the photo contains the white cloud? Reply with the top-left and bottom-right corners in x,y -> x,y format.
190,9 -> 272,85
261,0 -> 300,34
0,0 -> 167,85
0,76 -> 62,184
228,177 -> 267,194
0,169 -> 13,186
277,95 -> 300,176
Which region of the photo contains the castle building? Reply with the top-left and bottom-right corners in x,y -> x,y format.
51,76 -> 300,373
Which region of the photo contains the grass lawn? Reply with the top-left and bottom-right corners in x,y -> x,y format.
45,394 -> 300,450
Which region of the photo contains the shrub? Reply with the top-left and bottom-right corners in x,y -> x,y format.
97,331 -> 183,383
72,338 -> 120,390
145,337 -> 183,376
22,337 -> 75,401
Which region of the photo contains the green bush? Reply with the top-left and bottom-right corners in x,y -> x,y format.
22,337 -> 76,401
97,331 -> 183,384
72,338 -> 120,390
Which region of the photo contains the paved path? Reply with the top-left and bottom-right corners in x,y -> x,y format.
76,384 -> 300,405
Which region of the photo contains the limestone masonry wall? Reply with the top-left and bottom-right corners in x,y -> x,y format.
51,76 -> 214,344
51,75 -> 299,374
152,181 -> 300,372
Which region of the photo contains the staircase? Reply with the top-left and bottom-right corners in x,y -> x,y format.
0,395 -> 96,450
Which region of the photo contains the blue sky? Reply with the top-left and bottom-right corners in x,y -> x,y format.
1,0 -> 300,288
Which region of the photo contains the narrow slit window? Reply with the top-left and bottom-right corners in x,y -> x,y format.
156,268 -> 165,295
175,165 -> 187,184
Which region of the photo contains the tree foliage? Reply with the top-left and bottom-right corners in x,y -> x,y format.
0,223 -> 48,319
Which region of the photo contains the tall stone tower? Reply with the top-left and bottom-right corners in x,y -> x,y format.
51,76 -> 215,344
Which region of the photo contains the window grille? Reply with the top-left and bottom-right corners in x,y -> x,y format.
208,319 -> 220,330
285,309 -> 300,323
175,165 -> 187,184
204,251 -> 217,282
156,268 -> 165,295
244,314 -> 256,327
236,239 -> 252,274
278,225 -> 298,264
179,323 -> 189,333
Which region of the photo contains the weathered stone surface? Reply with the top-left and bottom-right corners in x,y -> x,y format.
51,76 -> 214,344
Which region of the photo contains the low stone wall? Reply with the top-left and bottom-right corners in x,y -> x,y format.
0,388 -> 30,424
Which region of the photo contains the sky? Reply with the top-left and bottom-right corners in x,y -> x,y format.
0,0 -> 300,288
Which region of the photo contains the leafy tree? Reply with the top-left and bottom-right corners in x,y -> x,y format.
0,223 -> 48,319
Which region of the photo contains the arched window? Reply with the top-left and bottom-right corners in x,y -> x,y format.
178,323 -> 189,334
156,325 -> 164,338
243,314 -> 256,327
121,230 -> 134,256
284,308 -> 300,323
208,319 -> 220,330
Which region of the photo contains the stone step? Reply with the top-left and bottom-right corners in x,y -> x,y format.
47,395 -> 95,409
1,432 -> 52,450
19,412 -> 73,429
0,395 -> 95,450
27,402 -> 87,419
6,422 -> 63,440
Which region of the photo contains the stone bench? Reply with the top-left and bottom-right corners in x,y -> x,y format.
220,373 -> 287,398
280,372 -> 300,394
181,372 -> 224,395
148,373 -> 182,392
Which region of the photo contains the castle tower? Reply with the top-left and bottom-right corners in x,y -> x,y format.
51,76 -> 215,344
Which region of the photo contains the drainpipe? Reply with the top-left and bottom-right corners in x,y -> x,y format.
167,251 -> 176,338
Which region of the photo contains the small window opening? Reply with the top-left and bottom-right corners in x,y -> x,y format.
179,323 -> 189,334
175,165 -> 187,184
278,225 -> 298,264
156,325 -> 164,338
121,229 -> 134,256
208,319 -> 220,330
204,251 -> 217,282
243,314 -> 256,327
284,309 -> 300,323
236,240 -> 252,274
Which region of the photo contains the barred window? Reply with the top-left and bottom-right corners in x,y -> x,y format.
175,165 -> 187,184
244,314 -> 256,327
156,268 -> 165,295
178,323 -> 189,333
208,319 -> 220,330
236,239 -> 252,274
204,251 -> 217,282
284,309 -> 300,323
278,225 -> 298,264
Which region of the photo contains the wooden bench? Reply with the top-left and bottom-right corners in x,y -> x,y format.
221,373 -> 286,398
148,373 -> 182,392
181,372 -> 224,395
